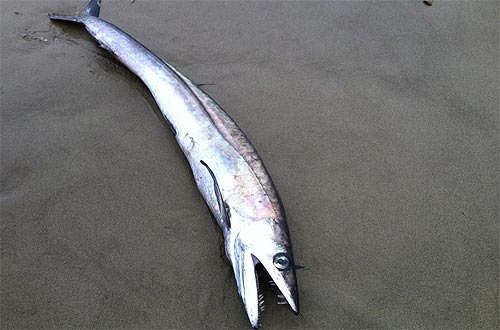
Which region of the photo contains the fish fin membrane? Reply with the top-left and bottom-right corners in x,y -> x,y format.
48,14 -> 82,23
49,0 -> 101,22
200,160 -> 231,229
82,0 -> 101,17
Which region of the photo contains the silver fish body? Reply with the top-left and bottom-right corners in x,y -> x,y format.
50,1 -> 298,327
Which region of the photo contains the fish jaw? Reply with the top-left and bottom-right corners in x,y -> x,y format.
227,218 -> 299,328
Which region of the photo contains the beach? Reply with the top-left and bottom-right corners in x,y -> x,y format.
1,1 -> 498,329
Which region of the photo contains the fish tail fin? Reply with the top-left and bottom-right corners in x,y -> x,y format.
49,0 -> 101,23
48,14 -> 83,23
82,0 -> 101,17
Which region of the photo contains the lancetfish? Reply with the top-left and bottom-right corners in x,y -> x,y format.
49,1 -> 299,327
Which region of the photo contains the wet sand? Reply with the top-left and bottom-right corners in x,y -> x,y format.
1,1 -> 498,329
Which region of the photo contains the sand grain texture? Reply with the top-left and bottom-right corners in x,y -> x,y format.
1,1 -> 498,329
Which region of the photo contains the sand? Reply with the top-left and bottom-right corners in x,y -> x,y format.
1,1 -> 498,329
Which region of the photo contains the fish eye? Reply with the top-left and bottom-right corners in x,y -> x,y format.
273,253 -> 290,270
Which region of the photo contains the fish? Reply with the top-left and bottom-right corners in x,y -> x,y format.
49,1 -> 299,328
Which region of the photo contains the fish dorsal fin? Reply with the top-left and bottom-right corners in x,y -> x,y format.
200,160 -> 231,228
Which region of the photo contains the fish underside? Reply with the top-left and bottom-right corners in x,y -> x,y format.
49,1 -> 298,328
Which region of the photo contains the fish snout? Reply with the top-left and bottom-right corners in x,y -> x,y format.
230,220 -> 299,328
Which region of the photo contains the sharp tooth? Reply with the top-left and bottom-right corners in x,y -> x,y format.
277,301 -> 288,305
277,294 -> 284,299
258,291 -> 266,313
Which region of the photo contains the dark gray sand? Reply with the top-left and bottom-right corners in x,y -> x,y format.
1,1 -> 498,329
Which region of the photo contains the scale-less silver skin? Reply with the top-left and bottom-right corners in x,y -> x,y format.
50,3 -> 298,328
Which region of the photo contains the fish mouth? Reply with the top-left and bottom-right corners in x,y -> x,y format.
240,255 -> 299,329
231,219 -> 299,328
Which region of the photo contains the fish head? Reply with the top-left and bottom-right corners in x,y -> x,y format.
229,218 -> 299,328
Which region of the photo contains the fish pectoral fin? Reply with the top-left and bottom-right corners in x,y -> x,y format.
200,160 -> 231,228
